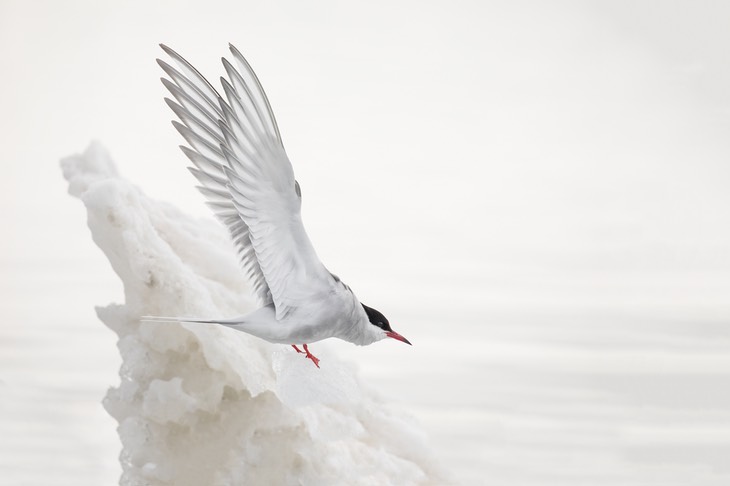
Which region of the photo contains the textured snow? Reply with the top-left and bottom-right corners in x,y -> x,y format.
60,142 -> 448,486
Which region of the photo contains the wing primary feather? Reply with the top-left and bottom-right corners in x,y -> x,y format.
205,201 -> 237,214
172,121 -> 226,163
188,167 -> 227,189
220,65 -> 266,135
228,44 -> 284,146
160,44 -> 332,319
218,119 -> 257,169
196,186 -> 231,203
180,146 -> 227,179
165,98 -> 225,147
161,78 -> 223,134
159,44 -> 223,115
220,148 -> 255,183
221,59 -> 277,155
219,76 -> 273,158
218,101 -> 261,163
157,59 -> 223,119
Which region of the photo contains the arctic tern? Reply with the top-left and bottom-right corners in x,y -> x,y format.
144,44 -> 411,367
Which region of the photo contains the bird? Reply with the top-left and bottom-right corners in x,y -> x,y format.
144,44 -> 411,368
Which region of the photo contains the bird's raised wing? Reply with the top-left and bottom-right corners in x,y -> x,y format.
158,44 -> 330,319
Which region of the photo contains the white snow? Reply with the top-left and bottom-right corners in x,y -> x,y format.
60,142 -> 449,486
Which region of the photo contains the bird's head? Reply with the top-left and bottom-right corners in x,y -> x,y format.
361,304 -> 411,345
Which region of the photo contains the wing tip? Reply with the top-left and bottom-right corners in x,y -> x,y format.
164,97 -> 179,110
159,43 -> 175,56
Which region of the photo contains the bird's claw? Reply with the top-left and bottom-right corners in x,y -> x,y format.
303,344 -> 320,368
292,344 -> 320,367
305,352 -> 320,368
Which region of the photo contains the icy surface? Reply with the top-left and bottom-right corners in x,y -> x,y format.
60,142 -> 448,486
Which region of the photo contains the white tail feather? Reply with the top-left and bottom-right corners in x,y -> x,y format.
140,316 -> 246,326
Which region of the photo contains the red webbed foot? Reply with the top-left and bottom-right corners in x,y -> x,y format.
303,344 -> 320,368
291,344 -> 320,367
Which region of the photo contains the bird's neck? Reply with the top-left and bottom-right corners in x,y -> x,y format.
335,308 -> 382,346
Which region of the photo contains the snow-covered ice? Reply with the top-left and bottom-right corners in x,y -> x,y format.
60,142 -> 449,485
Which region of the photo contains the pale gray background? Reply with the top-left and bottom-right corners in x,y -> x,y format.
2,1 -> 730,484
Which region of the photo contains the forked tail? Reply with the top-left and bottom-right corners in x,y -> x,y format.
140,306 -> 280,342
140,316 -> 244,326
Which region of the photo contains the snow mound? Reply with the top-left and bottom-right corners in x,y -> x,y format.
60,142 -> 447,486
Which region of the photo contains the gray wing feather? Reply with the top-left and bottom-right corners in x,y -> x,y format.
159,46 -> 272,306
159,44 -> 330,319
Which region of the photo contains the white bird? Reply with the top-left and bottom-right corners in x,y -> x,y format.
145,44 -> 411,368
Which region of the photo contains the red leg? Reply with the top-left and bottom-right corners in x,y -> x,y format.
291,345 -> 304,354
302,344 -> 320,368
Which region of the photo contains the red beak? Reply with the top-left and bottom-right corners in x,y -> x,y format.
385,330 -> 412,345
